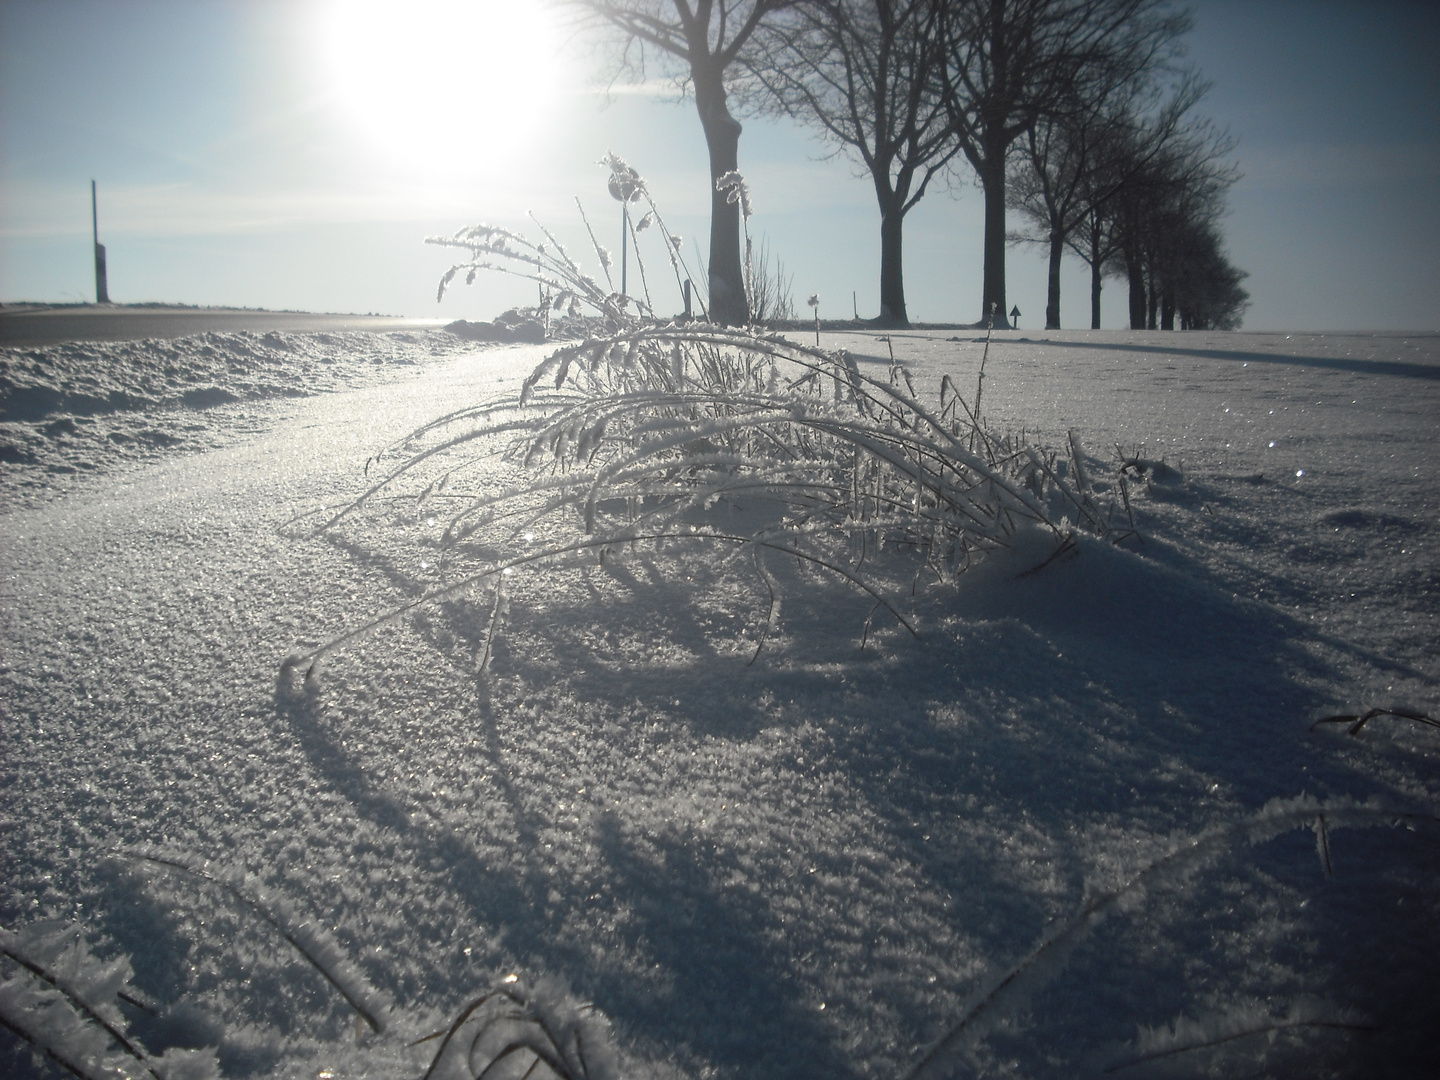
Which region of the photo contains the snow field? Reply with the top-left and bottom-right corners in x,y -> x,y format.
1,329 -> 1437,1079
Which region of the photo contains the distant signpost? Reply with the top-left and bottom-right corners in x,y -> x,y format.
92,181 -> 109,304
1009,304 -> 1021,329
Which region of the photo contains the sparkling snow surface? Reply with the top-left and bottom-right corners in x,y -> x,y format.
2,329 -> 1437,1079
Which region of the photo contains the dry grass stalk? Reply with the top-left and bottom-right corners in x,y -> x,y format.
1311,705 -> 1438,737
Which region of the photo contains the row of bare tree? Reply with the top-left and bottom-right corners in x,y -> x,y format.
572,0 -> 1246,330
1008,69 -> 1248,330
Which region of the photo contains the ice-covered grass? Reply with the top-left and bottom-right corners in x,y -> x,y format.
1,327 -> 1438,1079
284,322 -> 1123,687
301,163 -> 1119,683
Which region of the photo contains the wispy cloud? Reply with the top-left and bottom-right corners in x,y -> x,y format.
0,176 -> 586,239
1239,141 -> 1440,192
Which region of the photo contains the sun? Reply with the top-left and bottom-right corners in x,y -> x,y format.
317,0 -> 566,174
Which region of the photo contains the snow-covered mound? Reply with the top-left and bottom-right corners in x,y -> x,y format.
0,329 -> 483,508
1,329 -> 1437,1079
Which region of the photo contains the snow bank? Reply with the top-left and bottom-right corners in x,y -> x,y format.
0,329 -> 483,508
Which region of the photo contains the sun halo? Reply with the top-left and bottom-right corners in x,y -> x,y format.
318,0 -> 566,175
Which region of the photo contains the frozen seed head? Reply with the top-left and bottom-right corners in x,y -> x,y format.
715,171 -> 753,220
602,151 -> 645,202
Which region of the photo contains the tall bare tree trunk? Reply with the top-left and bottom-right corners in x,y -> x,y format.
1126,250 -> 1146,329
1090,258 -> 1102,328
694,62 -> 749,326
979,144 -> 1010,327
1087,217 -> 1103,328
877,191 -> 909,326
1045,231 -> 1063,329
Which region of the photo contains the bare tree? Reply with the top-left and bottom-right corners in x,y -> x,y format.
1104,114 -> 1238,328
1170,220 -> 1248,330
1008,73 -> 1205,328
575,0 -> 794,325
939,0 -> 1189,327
748,0 -> 957,326
1060,102 -> 1179,328
1007,96 -> 1132,328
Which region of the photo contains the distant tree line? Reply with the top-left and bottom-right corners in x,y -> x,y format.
571,0 -> 1248,331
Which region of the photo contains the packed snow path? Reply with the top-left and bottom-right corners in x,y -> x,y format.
2,329 -> 1437,1079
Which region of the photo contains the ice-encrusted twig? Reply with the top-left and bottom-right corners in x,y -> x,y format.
124,848 -> 392,1034
417,976 -> 620,1080
475,576 -> 509,674
1311,704 -> 1438,737
575,195 -> 617,297
0,921 -> 176,1080
971,303 -> 996,448
1104,996 -> 1379,1073
903,795 -> 1439,1080
0,986 -> 124,1080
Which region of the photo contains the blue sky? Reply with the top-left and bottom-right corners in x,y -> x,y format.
1,0 -> 1436,331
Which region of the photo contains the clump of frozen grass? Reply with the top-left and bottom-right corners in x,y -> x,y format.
284,318 -> 1121,679
428,153 -> 700,331
747,234 -> 796,325
287,158 -> 1122,680
3,879 -> 624,1080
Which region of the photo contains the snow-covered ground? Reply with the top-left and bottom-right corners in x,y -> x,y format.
1,327 -> 1437,1079
0,329 -> 477,510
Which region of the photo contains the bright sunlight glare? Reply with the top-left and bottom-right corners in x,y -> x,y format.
317,0 -> 565,176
